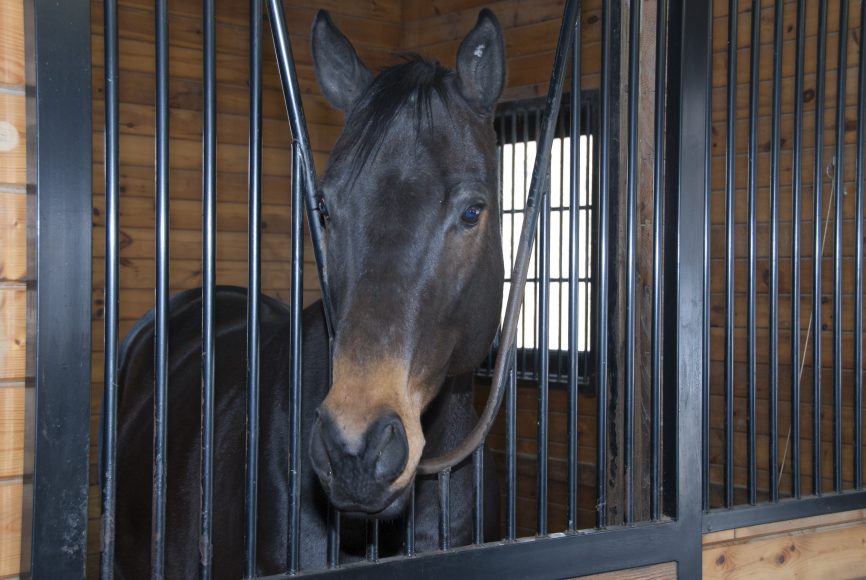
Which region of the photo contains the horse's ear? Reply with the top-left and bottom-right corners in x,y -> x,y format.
311,10 -> 373,112
456,9 -> 506,110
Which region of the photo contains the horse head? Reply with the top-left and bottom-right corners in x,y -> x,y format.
307,9 -> 506,518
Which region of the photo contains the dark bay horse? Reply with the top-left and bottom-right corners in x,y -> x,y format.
111,9 -> 505,577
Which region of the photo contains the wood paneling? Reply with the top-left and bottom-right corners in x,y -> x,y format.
0,192 -> 25,283
0,0 -> 24,87
0,481 -> 22,577
703,509 -> 866,579
0,92 -> 25,186
0,287 -> 24,382
0,388 -> 23,479
575,562 -> 677,580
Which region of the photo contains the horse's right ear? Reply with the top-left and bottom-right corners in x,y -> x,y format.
312,10 -> 373,112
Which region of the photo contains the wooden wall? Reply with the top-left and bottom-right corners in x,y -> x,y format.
0,0 -> 27,577
707,0 -> 866,505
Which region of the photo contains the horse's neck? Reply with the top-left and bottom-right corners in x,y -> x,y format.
420,373 -> 478,458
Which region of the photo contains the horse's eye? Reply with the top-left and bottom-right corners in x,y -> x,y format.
461,205 -> 483,226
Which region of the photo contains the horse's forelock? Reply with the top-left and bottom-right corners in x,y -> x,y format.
328,56 -> 457,186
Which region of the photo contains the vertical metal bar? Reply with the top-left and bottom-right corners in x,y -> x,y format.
624,0 -> 640,524
567,16 -> 582,532
769,0 -> 783,504
723,0 -> 738,510
701,0 -> 713,513
505,354 -> 517,540
746,0 -> 760,506
439,469 -> 451,551
813,0 -> 828,497
472,445 -> 483,544
287,144 -> 304,573
245,0 -> 262,576
597,0 -> 612,529
832,0 -> 848,494
26,1 -> 93,575
326,505 -> 340,568
200,0 -> 217,575
265,0 -> 334,334
100,0 -> 119,576
152,0 -> 170,574
537,162 -> 550,536
654,0 -> 669,519
403,486 -> 416,556
791,0 -> 807,500
855,0 -> 866,492
366,520 -> 379,562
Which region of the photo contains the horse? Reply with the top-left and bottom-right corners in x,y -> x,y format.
110,8 -> 506,577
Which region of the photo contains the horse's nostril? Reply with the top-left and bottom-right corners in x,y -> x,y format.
372,418 -> 408,483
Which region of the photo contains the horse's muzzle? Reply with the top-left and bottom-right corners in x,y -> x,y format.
309,409 -> 410,514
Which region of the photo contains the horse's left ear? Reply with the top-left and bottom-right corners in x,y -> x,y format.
456,9 -> 506,110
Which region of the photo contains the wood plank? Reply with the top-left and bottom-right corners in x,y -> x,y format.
0,92 -> 25,186
0,481 -> 21,578
575,562 -> 677,580
703,519 -> 866,579
0,0 -> 25,87
0,287 -> 24,381
0,387 -> 23,479
0,192 -> 25,282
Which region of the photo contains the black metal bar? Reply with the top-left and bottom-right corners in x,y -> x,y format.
505,354 -> 517,540
439,470 -> 451,551
769,0 -> 783,505
832,0 -> 848,495
152,0 -> 170,574
366,520 -> 379,562
266,0 -> 334,336
791,0 -> 806,500
403,487 -> 415,556
327,505 -> 340,568
746,0 -> 760,506
200,0 -> 217,575
24,1 -> 93,576
856,0 -> 866,492
260,520 -> 692,580
98,0 -> 118,576
288,143 -> 304,574
596,0 -> 612,529
245,0 -> 262,576
537,163 -> 551,535
723,0 -> 738,510
667,0 -> 709,571
813,0 -> 828,498
623,0 -> 640,524
653,0 -> 668,520
704,491 -> 866,532
567,15 -> 582,531
472,445 -> 483,544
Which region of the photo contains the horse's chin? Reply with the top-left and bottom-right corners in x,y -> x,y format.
335,482 -> 414,521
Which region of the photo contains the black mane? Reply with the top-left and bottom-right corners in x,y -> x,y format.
328,55 -> 456,183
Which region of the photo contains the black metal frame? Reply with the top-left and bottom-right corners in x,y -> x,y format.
21,0 -> 93,577
39,0 -> 866,576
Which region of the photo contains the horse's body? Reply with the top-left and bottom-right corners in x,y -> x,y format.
111,9 -> 506,577
113,288 -> 498,577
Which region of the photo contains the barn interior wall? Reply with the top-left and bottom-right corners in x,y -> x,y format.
0,0 -> 27,577
707,0 -> 866,506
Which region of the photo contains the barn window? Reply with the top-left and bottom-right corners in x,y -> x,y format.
479,92 -> 598,387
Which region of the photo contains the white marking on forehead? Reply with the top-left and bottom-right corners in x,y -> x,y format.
473,43 -> 485,58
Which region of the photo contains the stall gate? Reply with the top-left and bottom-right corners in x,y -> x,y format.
20,0 -> 863,578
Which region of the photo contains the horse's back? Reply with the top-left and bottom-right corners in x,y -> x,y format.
113,286 -> 329,578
